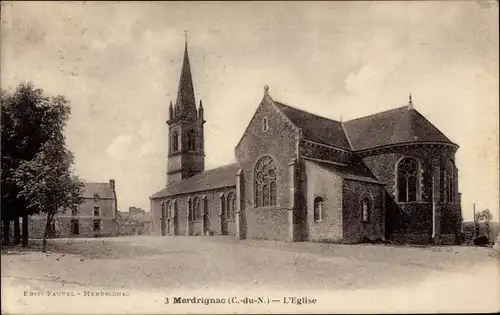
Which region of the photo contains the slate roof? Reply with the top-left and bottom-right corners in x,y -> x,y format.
343,106 -> 455,151
174,42 -> 198,119
273,99 -> 455,151
151,163 -> 239,199
82,183 -> 115,199
306,159 -> 385,185
274,102 -> 352,150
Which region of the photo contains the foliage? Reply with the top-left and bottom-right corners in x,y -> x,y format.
1,82 -> 83,248
2,83 -> 71,219
475,209 -> 494,240
13,141 -> 84,218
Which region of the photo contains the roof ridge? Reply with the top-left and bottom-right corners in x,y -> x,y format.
274,100 -> 342,124
345,105 -> 409,123
341,121 -> 354,150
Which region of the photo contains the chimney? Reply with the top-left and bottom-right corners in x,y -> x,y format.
109,179 -> 115,191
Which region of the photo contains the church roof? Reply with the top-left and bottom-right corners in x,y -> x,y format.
271,94 -> 455,152
305,159 -> 385,185
151,163 -> 239,199
174,40 -> 197,118
274,101 -> 352,150
82,182 -> 115,199
343,106 -> 455,151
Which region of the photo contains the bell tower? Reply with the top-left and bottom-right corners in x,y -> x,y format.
166,33 -> 205,185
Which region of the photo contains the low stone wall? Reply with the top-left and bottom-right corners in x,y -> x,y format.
388,233 -> 431,245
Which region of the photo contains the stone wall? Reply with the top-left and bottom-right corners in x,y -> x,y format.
27,195 -> 118,239
150,187 -> 237,237
361,144 -> 461,243
303,160 -> 343,242
28,216 -> 118,239
235,97 -> 298,241
342,180 -> 385,243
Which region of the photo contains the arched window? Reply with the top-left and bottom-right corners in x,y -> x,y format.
164,200 -> 173,218
396,157 -> 419,202
169,201 -> 176,218
162,201 -> 169,218
254,156 -> 277,207
172,131 -> 179,152
361,197 -> 370,222
93,193 -> 99,203
187,198 -> 194,221
93,205 -> 100,216
188,130 -> 196,151
193,197 -> 201,221
227,192 -> 236,221
444,161 -> 454,203
160,201 -> 167,236
314,197 -> 323,222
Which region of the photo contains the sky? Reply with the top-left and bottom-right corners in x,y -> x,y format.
1,1 -> 498,221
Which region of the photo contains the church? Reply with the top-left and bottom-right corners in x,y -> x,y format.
150,40 -> 462,245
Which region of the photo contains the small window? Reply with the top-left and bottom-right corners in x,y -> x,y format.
94,206 -> 100,217
71,208 -> 78,216
262,117 -> 268,132
314,197 -> 324,222
361,197 -> 370,223
93,219 -> 100,231
93,193 -> 99,203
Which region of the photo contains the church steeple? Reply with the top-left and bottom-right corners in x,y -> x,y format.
175,31 -> 197,119
166,33 -> 205,185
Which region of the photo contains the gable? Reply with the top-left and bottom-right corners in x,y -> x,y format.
234,94 -> 299,154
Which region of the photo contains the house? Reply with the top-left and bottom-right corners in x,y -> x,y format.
29,180 -> 118,238
150,40 -> 462,245
117,207 -> 151,236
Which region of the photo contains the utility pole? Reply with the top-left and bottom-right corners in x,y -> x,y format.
431,174 -> 436,242
473,203 -> 476,238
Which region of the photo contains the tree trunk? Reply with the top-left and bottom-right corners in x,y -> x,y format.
2,217 -> 10,245
22,214 -> 29,247
486,222 -> 490,240
13,217 -> 21,245
42,214 -> 53,253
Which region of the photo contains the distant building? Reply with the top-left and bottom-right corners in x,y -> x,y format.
29,180 -> 118,238
117,207 -> 150,236
150,40 -> 462,245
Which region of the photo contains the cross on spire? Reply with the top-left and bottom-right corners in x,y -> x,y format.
408,93 -> 414,109
184,30 -> 188,48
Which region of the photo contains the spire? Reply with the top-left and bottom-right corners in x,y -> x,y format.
168,101 -> 173,120
175,31 -> 197,118
408,93 -> 413,109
